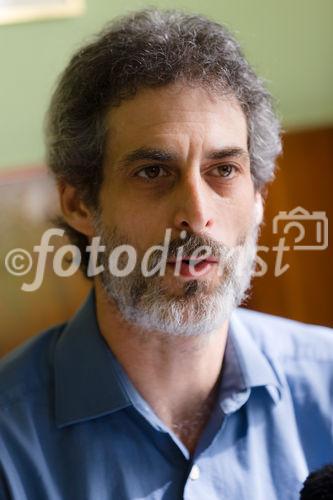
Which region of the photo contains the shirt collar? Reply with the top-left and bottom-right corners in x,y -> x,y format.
218,310 -> 282,414
54,289 -> 282,427
54,288 -> 131,428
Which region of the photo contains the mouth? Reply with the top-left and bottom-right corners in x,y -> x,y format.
167,256 -> 219,278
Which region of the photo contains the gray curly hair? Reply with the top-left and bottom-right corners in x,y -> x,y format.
45,8 -> 281,276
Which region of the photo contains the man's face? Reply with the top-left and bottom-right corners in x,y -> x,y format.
94,83 -> 261,336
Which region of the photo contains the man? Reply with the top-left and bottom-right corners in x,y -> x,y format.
0,9 -> 332,500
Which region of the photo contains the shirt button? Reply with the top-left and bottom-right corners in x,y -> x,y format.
189,464 -> 200,480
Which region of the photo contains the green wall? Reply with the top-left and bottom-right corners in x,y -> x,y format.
0,0 -> 332,170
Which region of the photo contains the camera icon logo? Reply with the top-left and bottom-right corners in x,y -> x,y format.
272,206 -> 328,251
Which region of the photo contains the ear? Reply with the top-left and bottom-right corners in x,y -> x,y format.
57,180 -> 95,237
254,191 -> 264,226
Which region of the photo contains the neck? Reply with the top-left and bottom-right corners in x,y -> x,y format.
94,280 -> 229,453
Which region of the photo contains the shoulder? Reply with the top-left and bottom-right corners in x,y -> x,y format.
234,309 -> 333,423
0,323 -> 66,410
234,308 -> 333,362
233,309 -> 333,460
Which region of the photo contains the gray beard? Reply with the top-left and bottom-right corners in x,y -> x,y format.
94,219 -> 259,338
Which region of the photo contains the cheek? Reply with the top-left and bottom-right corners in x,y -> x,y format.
219,192 -> 256,245
100,182 -> 170,251
237,201 -> 256,233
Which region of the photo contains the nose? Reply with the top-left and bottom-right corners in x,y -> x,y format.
172,172 -> 214,234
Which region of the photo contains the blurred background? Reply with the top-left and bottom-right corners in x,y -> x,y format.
0,0 -> 332,356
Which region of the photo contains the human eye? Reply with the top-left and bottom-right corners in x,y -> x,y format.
135,165 -> 170,180
208,164 -> 239,179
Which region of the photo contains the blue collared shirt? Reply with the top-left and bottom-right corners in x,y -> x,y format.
0,289 -> 332,499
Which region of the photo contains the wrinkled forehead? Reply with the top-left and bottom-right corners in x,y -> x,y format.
104,83 -> 248,165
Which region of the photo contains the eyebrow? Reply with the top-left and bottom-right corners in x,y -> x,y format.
116,146 -> 249,170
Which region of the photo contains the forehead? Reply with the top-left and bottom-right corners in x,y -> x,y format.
104,83 -> 248,161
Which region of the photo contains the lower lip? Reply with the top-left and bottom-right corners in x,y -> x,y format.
167,260 -> 216,278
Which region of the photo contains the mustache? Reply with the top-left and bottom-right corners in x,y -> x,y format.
147,232 -> 237,271
145,230 -> 251,273
94,222 -> 249,272
166,232 -> 227,259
